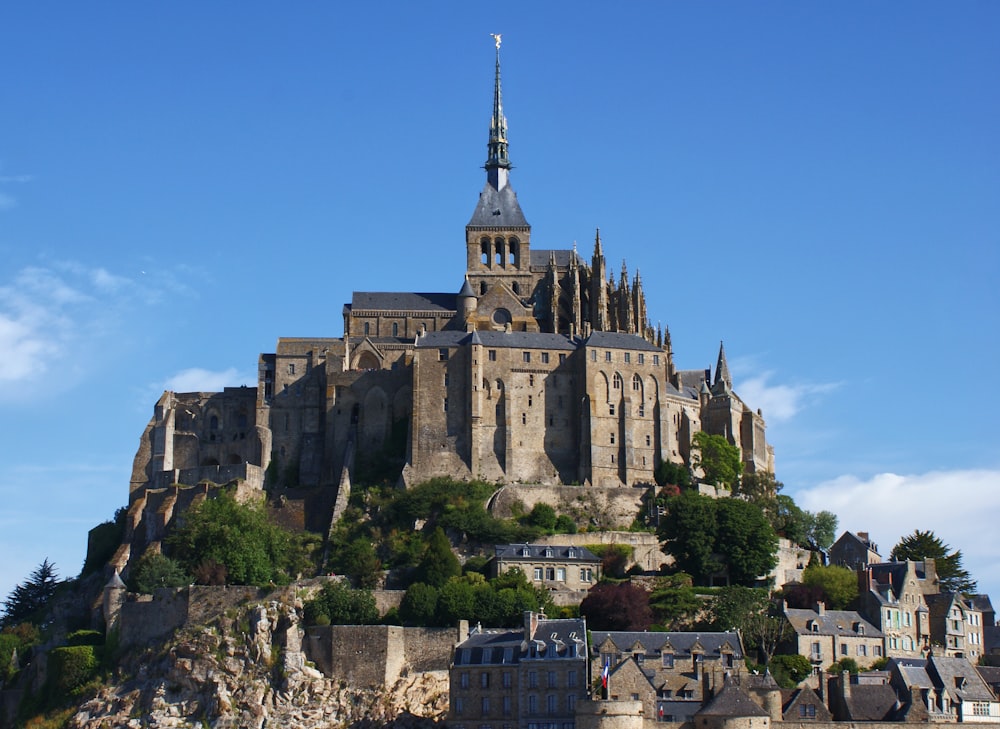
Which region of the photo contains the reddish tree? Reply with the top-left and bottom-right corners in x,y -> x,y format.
580,582 -> 653,631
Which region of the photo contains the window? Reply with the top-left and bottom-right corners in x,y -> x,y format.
638,404 -> 645,417
392,322 -> 399,336
605,351 -> 612,362
482,697 -> 490,715
481,672 -> 490,688
521,413 -> 526,424
444,373 -> 449,386
610,433 -> 615,444
646,435 -> 651,446
556,568 -> 566,582
529,374 -> 534,386
528,695 -> 537,713
455,697 -> 464,715
547,695 -> 557,714
613,373 -> 622,389
546,568 -> 555,580
541,352 -> 549,364
503,672 -> 512,689
444,398 -> 448,412
533,568 -> 543,581
638,354 -> 644,364
580,568 -> 592,583
287,363 -> 295,375
799,704 -> 817,718
461,672 -> 470,689
528,396 -> 533,407
624,353 -> 631,363
662,654 -> 674,668
503,696 -> 512,716
590,350 -> 597,361
841,644 -> 848,656
547,671 -> 557,688
875,645 -> 882,656
489,349 -> 497,361
523,352 -> 531,363
528,671 -> 538,689
364,322 -> 370,335
609,404 -> 615,415
857,644 -> 867,656
653,355 -> 659,365
632,374 -> 641,390
439,348 -> 449,361
559,353 -> 566,363
567,670 -> 577,687
567,694 -> 576,712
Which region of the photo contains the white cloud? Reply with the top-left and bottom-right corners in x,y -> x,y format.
163,367 -> 254,393
735,370 -> 841,423
795,468 -> 1000,599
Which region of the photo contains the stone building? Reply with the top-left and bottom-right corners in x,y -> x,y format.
449,611 -> 588,729
591,630 -> 744,723
925,592 -> 986,661
782,602 -> 884,672
858,560 -> 934,658
490,544 -> 602,601
124,42 -> 772,569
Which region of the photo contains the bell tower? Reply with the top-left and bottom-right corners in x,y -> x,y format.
466,35 -> 532,300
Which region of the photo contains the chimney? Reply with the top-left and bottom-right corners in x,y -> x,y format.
816,601 -> 826,616
858,531 -> 869,542
457,619 -> 469,644
841,671 -> 852,702
817,668 -> 826,703
524,611 -> 540,638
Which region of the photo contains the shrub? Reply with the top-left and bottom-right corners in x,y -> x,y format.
48,645 -> 99,695
769,654 -> 812,687
65,630 -> 103,647
303,581 -> 379,626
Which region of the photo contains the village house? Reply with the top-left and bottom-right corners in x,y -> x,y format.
782,602 -> 884,673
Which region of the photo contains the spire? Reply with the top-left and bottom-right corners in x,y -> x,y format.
485,34 -> 511,190
594,228 -> 603,258
714,341 -> 732,390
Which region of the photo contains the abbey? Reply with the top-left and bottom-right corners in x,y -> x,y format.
128,44 -> 772,509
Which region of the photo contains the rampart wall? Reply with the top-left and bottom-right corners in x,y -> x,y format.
489,484 -> 649,531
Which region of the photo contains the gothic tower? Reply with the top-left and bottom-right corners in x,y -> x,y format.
465,37 -> 533,305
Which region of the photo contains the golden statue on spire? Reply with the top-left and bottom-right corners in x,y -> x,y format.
490,33 -> 502,49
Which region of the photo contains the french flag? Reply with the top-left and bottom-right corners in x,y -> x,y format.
601,661 -> 610,689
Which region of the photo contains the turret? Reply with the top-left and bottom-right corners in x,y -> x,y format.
713,341 -> 732,394
458,277 -> 477,325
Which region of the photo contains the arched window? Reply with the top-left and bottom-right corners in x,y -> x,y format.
363,322 -> 370,336
508,238 -> 519,267
480,281 -> 487,295
512,281 -> 520,295
495,238 -> 504,266
481,238 -> 490,265
392,322 -> 399,337
613,373 -> 623,390
209,415 -> 219,431
632,374 -> 642,391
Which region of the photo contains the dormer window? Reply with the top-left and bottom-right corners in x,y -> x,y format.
809,620 -> 819,632
568,548 -> 576,558
544,548 -> 553,558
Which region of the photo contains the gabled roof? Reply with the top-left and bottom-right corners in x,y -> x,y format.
494,543 -> 600,564
453,628 -> 523,666
841,683 -> 899,721
928,655 -> 997,703
782,685 -> 833,721
590,631 -> 744,659
582,330 -> 663,352
784,607 -> 883,638
350,291 -> 457,313
696,678 -> 769,717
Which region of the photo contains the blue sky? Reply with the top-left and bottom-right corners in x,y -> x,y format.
1,3 -> 998,604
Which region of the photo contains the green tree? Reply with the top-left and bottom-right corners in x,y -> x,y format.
655,460 -> 691,490
648,574 -> 701,629
692,432 -> 743,489
657,491 -> 720,581
526,503 -> 557,532
554,514 -> 578,534
890,530 -> 977,593
807,511 -> 838,550
708,586 -> 769,632
304,580 -> 379,625
130,553 -> 190,593
771,494 -> 810,545
829,657 -> 861,674
714,498 -> 778,585
735,472 -> 783,503
341,538 -> 383,589
399,582 -> 439,626
801,564 -> 858,609
166,491 -> 302,585
416,527 -> 461,588
1,559 -> 60,628
769,654 -> 812,688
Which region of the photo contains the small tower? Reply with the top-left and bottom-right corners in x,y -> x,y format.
632,268 -> 648,340
713,341 -> 732,394
617,261 -> 634,334
103,569 -> 127,634
458,277 -> 477,326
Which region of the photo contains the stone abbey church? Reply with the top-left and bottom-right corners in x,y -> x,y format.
129,45 -> 772,511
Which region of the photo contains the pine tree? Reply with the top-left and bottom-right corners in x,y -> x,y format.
1,559 -> 59,627
890,530 -> 977,593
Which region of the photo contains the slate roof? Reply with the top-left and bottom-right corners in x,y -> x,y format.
413,331 -> 469,348
841,683 -> 899,721
472,331 -> 578,350
529,249 -> 585,268
591,631 -> 743,660
929,655 -> 997,703
696,678 -> 769,717
784,607 -> 884,638
976,665 -> 1000,694
452,629 -> 524,666
583,330 -> 663,352
782,685 -> 833,721
494,544 -> 600,564
467,182 -> 529,228
350,291 -> 457,312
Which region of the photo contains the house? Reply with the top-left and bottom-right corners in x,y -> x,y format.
449,611 -> 588,729
828,531 -> 881,571
490,544 -> 601,600
859,560 -> 934,657
827,670 -> 900,721
782,602 -> 884,672
694,676 -> 771,729
590,630 -> 743,723
926,593 -> 986,660
888,654 -> 1000,722
781,684 -> 832,721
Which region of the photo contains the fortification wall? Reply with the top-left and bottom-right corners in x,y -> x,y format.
119,589 -> 189,648
532,530 -> 671,572
305,624 -> 459,686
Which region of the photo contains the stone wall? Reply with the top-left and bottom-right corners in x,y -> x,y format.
305,624 -> 459,687
532,530 -> 671,572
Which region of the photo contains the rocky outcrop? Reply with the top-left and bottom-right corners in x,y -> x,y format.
67,596 -> 448,729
